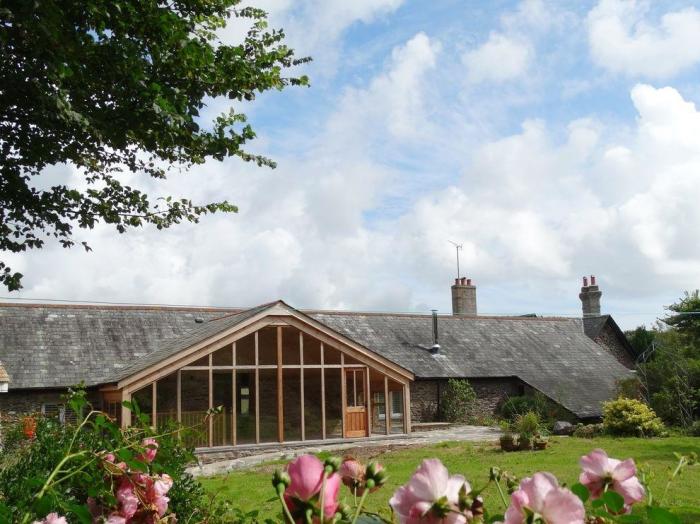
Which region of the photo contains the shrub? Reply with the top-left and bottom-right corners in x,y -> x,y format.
572,423 -> 604,438
440,379 -> 478,422
689,420 -> 700,437
498,392 -> 567,425
0,388 -> 213,522
514,411 -> 540,439
602,398 -> 666,437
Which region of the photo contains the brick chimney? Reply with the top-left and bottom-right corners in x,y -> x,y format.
451,277 -> 477,316
579,275 -> 602,317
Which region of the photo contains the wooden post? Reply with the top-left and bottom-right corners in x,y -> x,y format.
151,381 -> 157,429
340,353 -> 346,439
121,390 -> 132,428
321,343 -> 326,440
365,367 -> 371,436
176,371 -> 181,423
232,342 -> 236,447
277,326 -> 284,443
208,353 -> 213,448
300,332 -> 305,441
384,376 -> 390,435
255,331 -> 260,444
403,383 -> 411,434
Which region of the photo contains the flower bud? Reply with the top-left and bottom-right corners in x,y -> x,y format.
324,456 -> 341,474
272,470 -> 291,492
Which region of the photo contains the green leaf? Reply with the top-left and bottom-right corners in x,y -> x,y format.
601,491 -> 625,513
571,483 -> 589,503
647,507 -> 682,524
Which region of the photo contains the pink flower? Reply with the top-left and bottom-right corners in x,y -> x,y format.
340,457 -> 366,492
32,514 -> 67,524
138,437 -> 159,463
116,477 -> 139,519
105,514 -> 126,524
579,449 -> 645,507
148,473 -> 174,516
503,472 -> 585,524
284,454 -> 341,521
389,458 -> 470,524
102,451 -> 127,471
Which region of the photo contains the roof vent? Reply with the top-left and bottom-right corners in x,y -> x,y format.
430,310 -> 440,354
194,317 -> 204,324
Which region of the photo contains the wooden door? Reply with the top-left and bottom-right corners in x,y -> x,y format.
344,368 -> 367,438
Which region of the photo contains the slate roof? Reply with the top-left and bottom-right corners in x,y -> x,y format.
0,304 -> 238,389
0,302 -> 633,417
309,312 -> 632,418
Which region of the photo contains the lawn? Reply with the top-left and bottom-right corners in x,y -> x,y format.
200,436 -> 700,522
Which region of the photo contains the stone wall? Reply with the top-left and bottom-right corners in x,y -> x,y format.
594,324 -> 635,369
410,377 -> 524,423
0,388 -> 103,418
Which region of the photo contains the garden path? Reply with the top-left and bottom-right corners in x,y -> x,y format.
189,425 -> 501,477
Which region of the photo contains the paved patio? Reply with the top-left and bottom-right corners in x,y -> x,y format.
189,424 -> 501,477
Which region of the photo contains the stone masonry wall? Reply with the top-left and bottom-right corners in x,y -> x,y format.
594,324 -> 635,369
410,377 -> 523,423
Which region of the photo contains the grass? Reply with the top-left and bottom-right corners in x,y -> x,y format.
200,436 -> 700,522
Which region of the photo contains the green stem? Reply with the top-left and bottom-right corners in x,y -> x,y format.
351,489 -> 369,524
494,478 -> 509,509
660,457 -> 686,506
277,489 -> 296,524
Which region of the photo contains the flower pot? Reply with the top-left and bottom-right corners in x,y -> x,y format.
500,436 -> 515,452
518,437 -> 532,451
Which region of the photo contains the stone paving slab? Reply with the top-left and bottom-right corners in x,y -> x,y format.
188,425 -> 501,477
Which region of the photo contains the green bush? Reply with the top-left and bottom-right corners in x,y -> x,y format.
602,398 -> 666,437
498,392 -> 567,425
572,423 -> 604,438
514,411 -> 540,439
689,420 -> 700,436
440,379 -> 478,423
0,389 -> 212,522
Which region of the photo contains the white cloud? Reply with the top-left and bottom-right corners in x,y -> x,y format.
588,0 -> 700,78
463,32 -> 532,84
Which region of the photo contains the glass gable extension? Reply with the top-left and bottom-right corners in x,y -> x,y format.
124,323 -> 408,448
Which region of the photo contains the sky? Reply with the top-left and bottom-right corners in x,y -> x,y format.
6,0 -> 700,329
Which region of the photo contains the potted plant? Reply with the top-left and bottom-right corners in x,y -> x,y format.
533,435 -> 548,450
499,421 -> 516,452
515,411 -> 540,451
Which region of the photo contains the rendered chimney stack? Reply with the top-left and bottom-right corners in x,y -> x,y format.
451,277 -> 477,316
579,274 -> 602,318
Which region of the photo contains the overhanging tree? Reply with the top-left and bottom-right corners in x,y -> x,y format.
0,0 -> 309,290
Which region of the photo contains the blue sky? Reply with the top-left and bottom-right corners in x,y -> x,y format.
8,0 -> 700,329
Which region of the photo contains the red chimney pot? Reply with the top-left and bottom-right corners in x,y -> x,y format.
466,278 -> 472,285
582,276 -> 589,287
591,275 -> 596,285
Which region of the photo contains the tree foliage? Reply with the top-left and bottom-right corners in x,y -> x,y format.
440,378 -> 477,423
662,290 -> 700,347
626,291 -> 700,428
0,0 -> 309,290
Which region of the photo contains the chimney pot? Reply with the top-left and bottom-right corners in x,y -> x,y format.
460,277 -> 466,285
455,278 -> 460,285
579,275 -> 602,317
466,278 -> 472,286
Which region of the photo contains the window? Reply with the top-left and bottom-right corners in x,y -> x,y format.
391,391 -> 403,419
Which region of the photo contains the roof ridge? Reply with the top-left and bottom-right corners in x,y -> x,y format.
0,302 -> 243,312
0,301 -> 581,321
